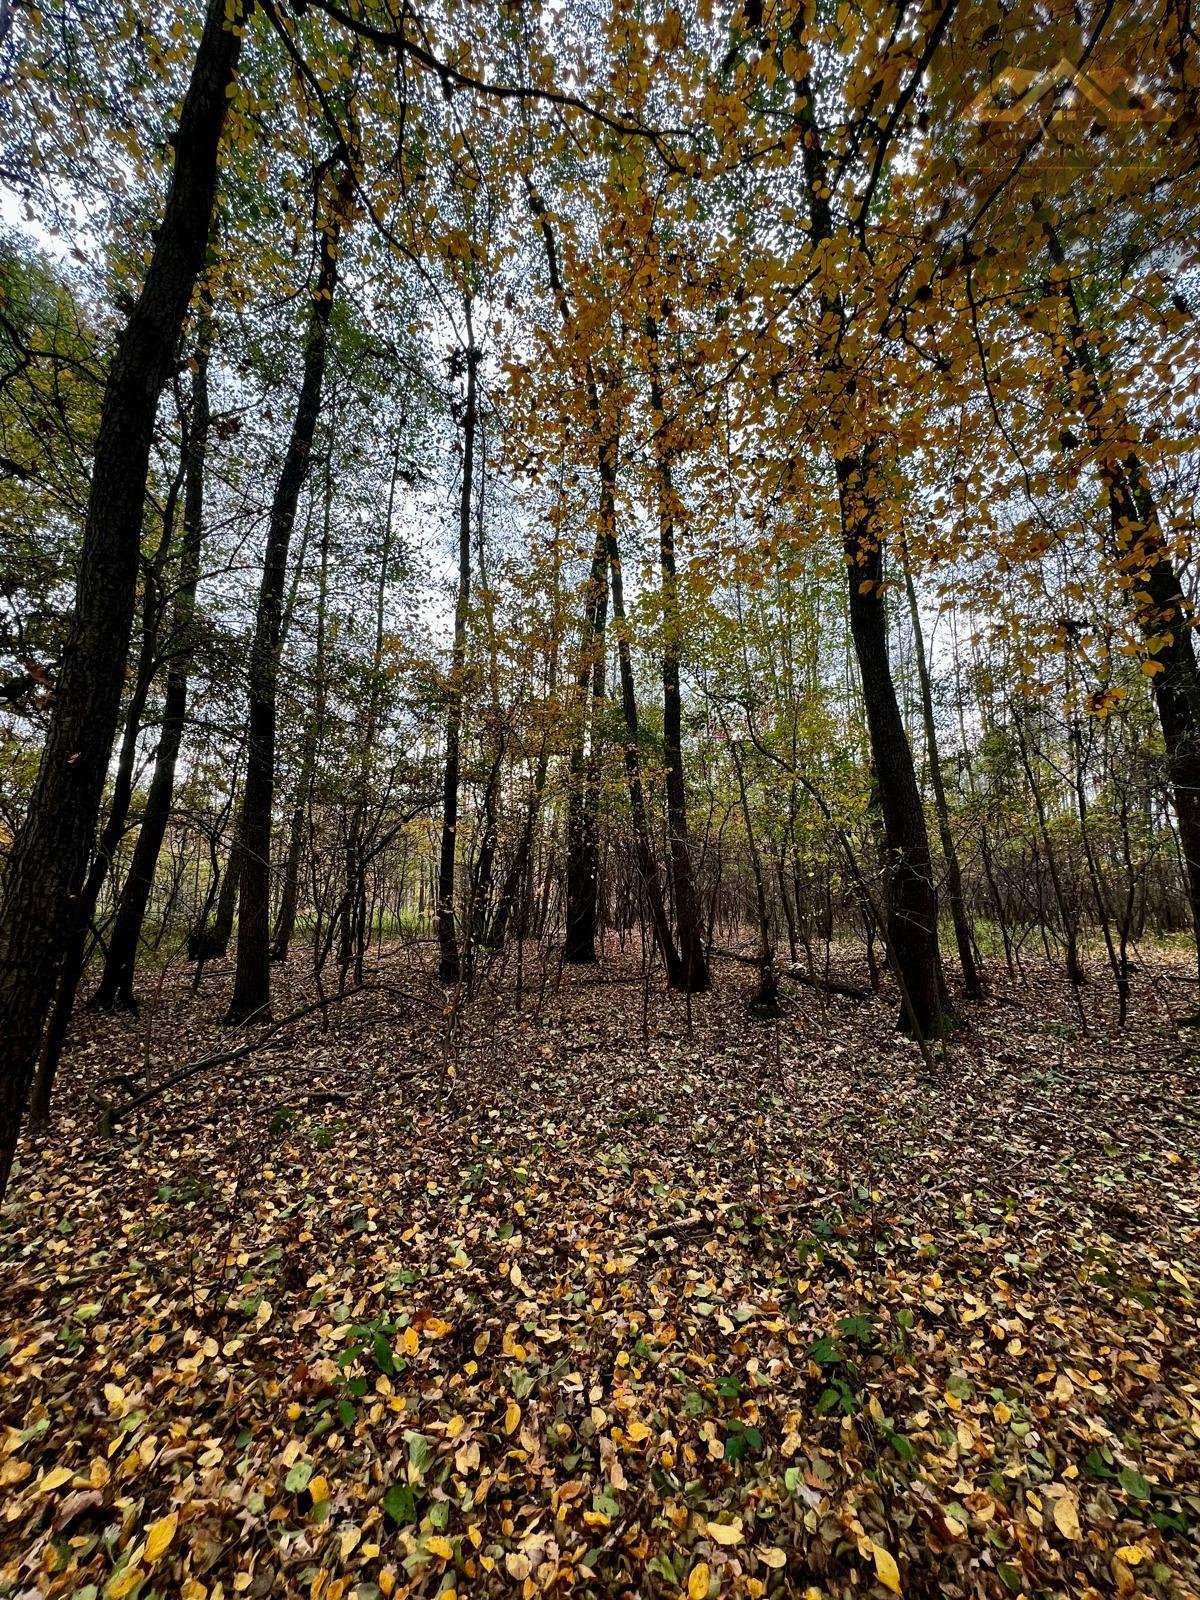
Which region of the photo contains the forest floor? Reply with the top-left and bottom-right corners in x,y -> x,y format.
1,941 -> 1198,1600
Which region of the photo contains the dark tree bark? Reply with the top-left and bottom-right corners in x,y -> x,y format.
225,205 -> 340,1025
562,520 -> 608,964
602,430 -> 684,987
647,321 -> 709,992
27,559 -> 167,1126
793,67 -> 947,1036
0,0 -> 248,1197
92,327 -> 212,1012
192,822 -> 241,964
437,300 -> 478,984
838,450 -> 950,1035
523,181 -> 606,966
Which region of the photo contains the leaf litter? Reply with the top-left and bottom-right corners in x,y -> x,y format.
1,946 -> 1198,1600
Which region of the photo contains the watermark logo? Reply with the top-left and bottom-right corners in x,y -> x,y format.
961,58 -> 1165,127
947,53 -> 1174,182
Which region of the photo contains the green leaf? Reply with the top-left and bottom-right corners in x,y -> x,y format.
383,1483 -> 417,1524
285,1460 -> 314,1492
405,1430 -> 435,1481
1118,1468 -> 1152,1501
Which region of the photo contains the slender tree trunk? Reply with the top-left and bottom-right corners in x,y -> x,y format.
563,525 -> 608,964
92,328 -> 212,1012
1012,703 -> 1086,986
838,450 -> 949,1034
225,205 -> 340,1025
1043,218 -> 1200,975
647,318 -> 709,992
437,300 -> 478,984
192,817 -> 241,966
273,442 -> 335,963
603,432 -> 684,986
902,560 -> 982,997
523,181 -> 606,966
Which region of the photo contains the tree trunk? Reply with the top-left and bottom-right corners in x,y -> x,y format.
1043,217 -> 1200,975
647,319 -> 709,992
838,449 -> 949,1035
437,300 -> 478,984
225,205 -> 340,1025
272,440 -> 335,963
602,430 -> 684,987
0,0 -> 247,1197
92,327 -> 212,1012
563,524 -> 608,964
902,558 -> 982,997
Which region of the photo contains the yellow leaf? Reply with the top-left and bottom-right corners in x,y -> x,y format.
1115,1544 -> 1145,1565
758,1546 -> 787,1568
504,1401 -> 521,1435
626,1420 -> 651,1443
308,1476 -> 329,1505
688,1561 -> 711,1600
706,1517 -> 743,1545
109,1568 -> 145,1599
427,1535 -> 453,1561
402,1327 -> 419,1356
872,1541 -> 901,1594
1052,1490 -> 1081,1541
993,1401 -> 1012,1424
1141,659 -> 1164,676
144,1509 -> 179,1563
37,1466 -> 73,1493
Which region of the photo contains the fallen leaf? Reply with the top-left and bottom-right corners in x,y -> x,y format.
145,1509 -> 178,1563
872,1541 -> 901,1594
1052,1490 -> 1081,1541
707,1517 -> 743,1545
688,1561 -> 712,1599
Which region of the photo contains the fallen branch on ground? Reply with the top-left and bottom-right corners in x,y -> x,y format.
711,948 -> 870,1000
99,982 -> 434,1129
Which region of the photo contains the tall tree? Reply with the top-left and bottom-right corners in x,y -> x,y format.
436,298 -> 478,984
225,184 -> 342,1025
0,0 -> 250,1200
90,319 -> 213,1013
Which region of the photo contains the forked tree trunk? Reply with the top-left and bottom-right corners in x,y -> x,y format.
225,206 -> 340,1025
27,573 -> 165,1126
0,0 -> 248,1198
92,326 -> 212,1013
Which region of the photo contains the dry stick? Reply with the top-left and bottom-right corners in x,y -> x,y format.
102,982 -> 434,1126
